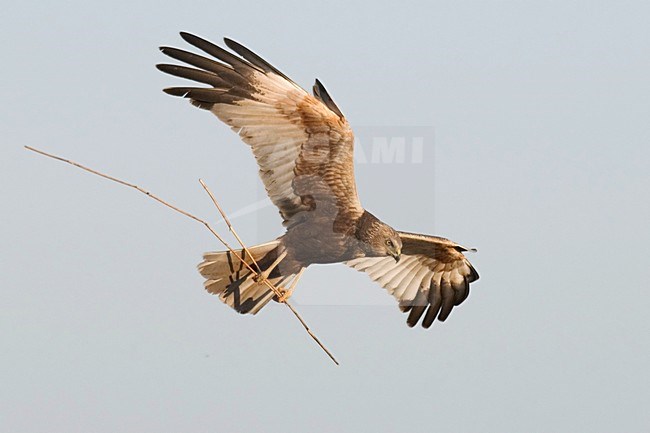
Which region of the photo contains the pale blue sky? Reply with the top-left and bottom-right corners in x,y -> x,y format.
2,1 -> 649,432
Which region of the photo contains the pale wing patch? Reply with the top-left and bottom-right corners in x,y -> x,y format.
346,233 -> 479,328
347,256 -> 434,305
211,91 -> 309,222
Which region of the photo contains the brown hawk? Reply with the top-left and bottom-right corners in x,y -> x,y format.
158,33 -> 479,328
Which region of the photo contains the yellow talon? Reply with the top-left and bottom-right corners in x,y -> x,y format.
275,287 -> 293,303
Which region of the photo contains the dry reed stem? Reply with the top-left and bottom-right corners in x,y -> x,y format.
25,145 -> 339,365
197,179 -> 338,364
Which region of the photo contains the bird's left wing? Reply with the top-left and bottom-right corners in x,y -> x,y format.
345,232 -> 479,328
157,33 -> 363,226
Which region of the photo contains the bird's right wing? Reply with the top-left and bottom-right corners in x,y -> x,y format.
158,33 -> 363,226
346,232 -> 479,328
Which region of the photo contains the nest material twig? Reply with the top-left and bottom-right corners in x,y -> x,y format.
25,146 -> 338,365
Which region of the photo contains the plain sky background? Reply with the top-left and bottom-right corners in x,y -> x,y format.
2,1 -> 649,432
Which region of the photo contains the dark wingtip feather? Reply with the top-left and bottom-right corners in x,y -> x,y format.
223,37 -> 254,58
162,87 -> 190,97
190,100 -> 215,110
179,32 -> 215,53
158,46 -> 178,58
404,292 -> 428,328
223,37 -> 297,85
178,32 -> 262,74
162,86 -> 241,108
421,281 -> 442,328
437,281 -> 455,322
156,63 -> 180,74
453,276 -> 470,305
157,63 -> 228,88
467,262 -> 480,283
313,78 -> 345,119
421,306 -> 437,328
179,31 -> 198,44
422,294 -> 442,328
159,46 -> 178,59
406,305 -> 427,327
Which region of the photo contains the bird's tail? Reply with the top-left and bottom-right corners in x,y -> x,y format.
198,240 -> 298,315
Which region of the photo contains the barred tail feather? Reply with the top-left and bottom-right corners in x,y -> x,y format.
198,240 -> 295,315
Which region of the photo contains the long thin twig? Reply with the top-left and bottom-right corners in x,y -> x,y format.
198,179 -> 338,364
25,145 -> 338,365
199,179 -> 262,275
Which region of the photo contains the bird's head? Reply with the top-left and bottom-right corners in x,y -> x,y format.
356,211 -> 403,262
365,221 -> 403,262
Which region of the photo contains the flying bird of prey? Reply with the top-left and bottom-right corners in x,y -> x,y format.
158,33 -> 479,328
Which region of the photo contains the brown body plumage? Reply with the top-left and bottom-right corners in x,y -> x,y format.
158,33 -> 479,327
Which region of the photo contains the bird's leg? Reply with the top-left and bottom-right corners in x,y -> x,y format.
253,250 -> 288,283
275,268 -> 305,303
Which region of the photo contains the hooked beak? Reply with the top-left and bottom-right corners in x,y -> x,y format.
392,250 -> 401,263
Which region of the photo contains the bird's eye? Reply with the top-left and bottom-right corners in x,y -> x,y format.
386,240 -> 393,247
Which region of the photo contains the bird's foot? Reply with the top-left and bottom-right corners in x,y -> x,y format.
273,287 -> 293,303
